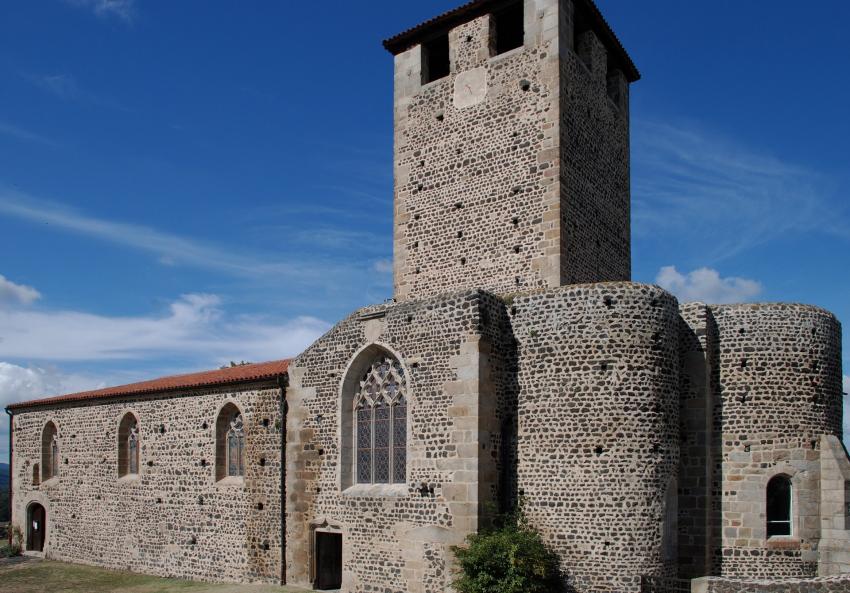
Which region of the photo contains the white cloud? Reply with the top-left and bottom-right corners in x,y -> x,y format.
0,362 -> 106,458
0,293 -> 329,362
0,189 -> 380,304
0,274 -> 41,305
27,74 -> 80,100
633,119 -> 848,261
0,121 -> 60,148
64,0 -> 135,22
373,259 -> 392,274
656,266 -> 762,304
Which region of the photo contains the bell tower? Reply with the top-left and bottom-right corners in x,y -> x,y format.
384,0 -> 639,301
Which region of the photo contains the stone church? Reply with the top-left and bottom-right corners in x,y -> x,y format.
7,1 -> 850,592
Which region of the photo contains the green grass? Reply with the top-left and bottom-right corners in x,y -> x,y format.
0,559 -> 309,593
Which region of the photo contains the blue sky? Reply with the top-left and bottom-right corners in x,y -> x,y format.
0,0 -> 848,457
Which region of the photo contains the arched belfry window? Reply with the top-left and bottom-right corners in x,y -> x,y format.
118,413 -> 140,478
41,422 -> 58,482
216,403 -> 244,481
767,475 -> 792,537
355,357 -> 407,484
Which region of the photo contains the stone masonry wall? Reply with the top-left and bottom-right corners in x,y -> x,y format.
510,282 -> 680,593
711,304 -> 843,578
692,574 -> 850,593
677,303 -> 718,578
285,290 -> 504,593
558,3 -> 631,285
392,0 -> 562,301
10,383 -> 283,584
392,0 -> 631,302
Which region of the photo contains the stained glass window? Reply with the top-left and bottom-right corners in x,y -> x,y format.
50,434 -> 59,479
128,423 -> 139,475
355,357 -> 407,484
393,396 -> 407,484
226,414 -> 245,477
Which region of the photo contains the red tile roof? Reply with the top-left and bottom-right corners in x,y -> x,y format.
382,0 -> 640,82
6,360 -> 290,411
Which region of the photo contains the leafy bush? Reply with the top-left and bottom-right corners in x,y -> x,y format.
0,525 -> 23,558
451,508 -> 562,593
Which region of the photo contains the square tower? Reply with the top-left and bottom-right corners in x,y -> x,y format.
385,0 -> 639,301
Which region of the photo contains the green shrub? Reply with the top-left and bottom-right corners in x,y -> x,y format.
0,525 -> 22,558
451,510 -> 562,593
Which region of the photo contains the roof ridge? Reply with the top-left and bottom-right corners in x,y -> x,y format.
7,359 -> 291,411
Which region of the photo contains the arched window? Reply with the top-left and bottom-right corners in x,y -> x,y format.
41,422 -> 58,482
32,463 -> 40,487
355,357 -> 407,484
118,413 -> 140,478
767,475 -> 792,537
216,403 -> 245,481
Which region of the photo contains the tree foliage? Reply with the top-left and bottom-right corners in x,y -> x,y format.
451,506 -> 562,593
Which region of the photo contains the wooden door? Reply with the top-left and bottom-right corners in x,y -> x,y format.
315,532 -> 342,590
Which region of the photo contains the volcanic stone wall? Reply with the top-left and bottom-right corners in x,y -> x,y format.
285,290 -> 508,593
558,6 -> 631,285
693,574 -> 850,593
510,282 -> 680,593
392,0 -> 631,302
677,303 -> 718,578
711,304 -> 843,578
10,383 -> 283,584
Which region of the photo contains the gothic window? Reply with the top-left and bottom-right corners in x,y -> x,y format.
118,413 -> 140,478
41,421 -> 58,482
355,357 -> 407,484
227,414 -> 245,477
216,403 -> 245,481
767,475 -> 792,537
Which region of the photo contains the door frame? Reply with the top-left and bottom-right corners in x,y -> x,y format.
26,501 -> 47,554
309,517 -> 344,589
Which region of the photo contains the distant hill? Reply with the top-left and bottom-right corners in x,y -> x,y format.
0,463 -> 8,487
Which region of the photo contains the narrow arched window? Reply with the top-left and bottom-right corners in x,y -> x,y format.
355,357 -> 407,484
216,403 -> 244,481
767,475 -> 792,537
32,463 -> 40,486
41,422 -> 58,482
118,413 -> 140,477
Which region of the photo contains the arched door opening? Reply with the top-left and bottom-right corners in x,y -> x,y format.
26,503 -> 46,552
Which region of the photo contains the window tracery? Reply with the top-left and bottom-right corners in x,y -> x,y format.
355,358 -> 407,484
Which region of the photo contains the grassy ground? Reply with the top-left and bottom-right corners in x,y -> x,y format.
0,559 -> 310,593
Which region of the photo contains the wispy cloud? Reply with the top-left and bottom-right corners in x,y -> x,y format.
24,72 -> 129,111
64,0 -> 135,22
0,188 -> 393,311
27,73 -> 81,100
0,362 -> 108,457
633,119 -> 849,261
0,274 -> 41,306
0,121 -> 60,148
0,292 -> 329,362
373,259 -> 392,274
656,266 -> 762,304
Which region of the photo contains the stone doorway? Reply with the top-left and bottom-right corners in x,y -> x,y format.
27,502 -> 46,552
314,531 -> 342,590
